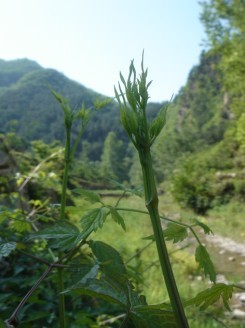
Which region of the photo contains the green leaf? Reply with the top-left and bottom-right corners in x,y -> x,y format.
89,241 -> 127,277
163,223 -> 188,243
110,208 -> 126,231
12,219 -> 31,233
193,219 -> 213,235
130,304 -> 177,328
195,245 -> 216,282
69,261 -> 100,285
185,283 -> 233,311
65,277 -> 128,307
29,221 -> 83,250
0,211 -> 9,224
0,241 -> 16,260
72,188 -> 101,204
149,107 -> 167,142
80,207 -> 109,238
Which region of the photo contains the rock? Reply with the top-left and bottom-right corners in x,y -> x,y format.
216,274 -> 228,284
239,293 -> 245,303
228,256 -> 235,261
232,309 -> 245,319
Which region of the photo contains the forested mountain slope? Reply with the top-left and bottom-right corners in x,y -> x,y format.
0,0 -> 244,215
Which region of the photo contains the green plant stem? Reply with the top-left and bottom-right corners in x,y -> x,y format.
58,267 -> 65,328
138,147 -> 189,328
60,127 -> 71,221
58,126 -> 71,328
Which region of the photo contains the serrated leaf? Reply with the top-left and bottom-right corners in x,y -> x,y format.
0,241 -> 16,260
130,304 -> 177,328
65,277 -> 128,307
193,219 -> 213,235
29,221 -> 84,251
110,208 -> 126,231
89,241 -> 127,277
80,207 -> 109,238
72,188 -> 101,204
163,223 -> 188,243
69,261 -> 100,285
185,283 -> 233,311
195,245 -> 216,282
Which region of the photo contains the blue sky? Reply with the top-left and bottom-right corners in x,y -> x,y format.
0,0 -> 205,102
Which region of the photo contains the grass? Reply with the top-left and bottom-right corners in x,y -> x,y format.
207,201 -> 245,243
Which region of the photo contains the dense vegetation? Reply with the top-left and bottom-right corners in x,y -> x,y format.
0,0 -> 244,327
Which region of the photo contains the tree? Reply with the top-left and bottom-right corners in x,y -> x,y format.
100,131 -> 126,182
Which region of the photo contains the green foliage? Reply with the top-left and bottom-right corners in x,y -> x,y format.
186,283 -> 233,311
29,221 -> 84,251
163,223 -> 188,243
0,239 -> 16,259
195,245 -> 216,283
80,207 -> 109,238
2,13 -> 245,323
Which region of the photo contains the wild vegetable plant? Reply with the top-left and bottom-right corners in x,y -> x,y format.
1,56 -> 244,328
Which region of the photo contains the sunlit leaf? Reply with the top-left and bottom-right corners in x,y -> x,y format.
163,223 -> 188,243
12,219 -> 31,233
185,283 -> 233,311
195,245 -> 216,282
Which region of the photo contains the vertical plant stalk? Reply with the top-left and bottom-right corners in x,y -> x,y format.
115,54 -> 189,327
58,125 -> 71,328
138,148 -> 189,327
60,126 -> 71,221
58,267 -> 65,328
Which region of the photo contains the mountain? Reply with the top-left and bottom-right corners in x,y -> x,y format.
0,59 -> 164,160
0,59 -> 122,159
0,50 -> 243,213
